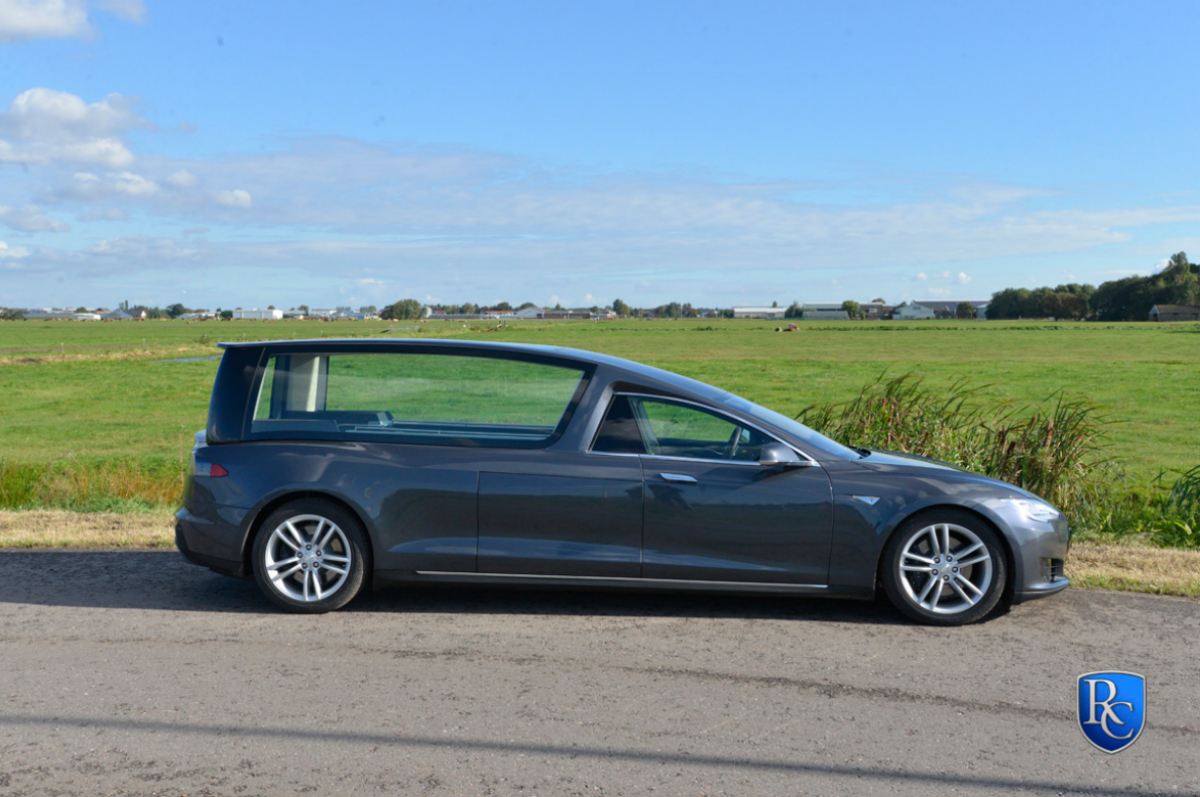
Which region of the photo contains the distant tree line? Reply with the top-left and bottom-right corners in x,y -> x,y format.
988,252 -> 1199,320
31,256 -> 1200,328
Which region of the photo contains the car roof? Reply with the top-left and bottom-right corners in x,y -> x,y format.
217,338 -> 733,402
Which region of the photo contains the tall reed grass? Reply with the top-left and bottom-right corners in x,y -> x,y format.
796,373 -> 1200,547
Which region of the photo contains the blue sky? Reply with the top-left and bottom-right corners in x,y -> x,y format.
1,0 -> 1198,310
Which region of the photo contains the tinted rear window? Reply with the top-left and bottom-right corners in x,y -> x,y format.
250,351 -> 588,447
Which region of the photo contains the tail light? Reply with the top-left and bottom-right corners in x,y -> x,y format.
194,462 -> 228,477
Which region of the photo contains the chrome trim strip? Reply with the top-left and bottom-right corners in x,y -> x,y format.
659,472 -> 699,483
588,392 -> 821,467
414,571 -> 828,589
585,450 -> 762,468
645,453 -> 761,468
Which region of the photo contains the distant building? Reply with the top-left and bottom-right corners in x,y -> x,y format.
233,308 -> 284,320
859,302 -> 895,320
22,308 -> 101,321
102,310 -> 135,321
1149,304 -> 1200,322
894,303 -> 933,320
178,311 -> 217,321
801,308 -> 850,321
896,300 -> 989,320
508,307 -> 608,320
732,306 -> 787,319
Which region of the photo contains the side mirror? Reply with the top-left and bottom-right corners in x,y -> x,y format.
759,443 -> 810,467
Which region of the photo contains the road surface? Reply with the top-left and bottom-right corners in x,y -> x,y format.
0,550 -> 1196,795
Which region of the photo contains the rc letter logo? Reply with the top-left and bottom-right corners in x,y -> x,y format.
1077,671 -> 1145,753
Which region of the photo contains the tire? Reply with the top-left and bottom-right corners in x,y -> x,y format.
881,509 -> 1007,626
252,499 -> 370,614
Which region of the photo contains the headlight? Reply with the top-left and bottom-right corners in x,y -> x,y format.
1005,497 -> 1061,523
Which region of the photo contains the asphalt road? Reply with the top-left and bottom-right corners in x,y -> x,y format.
0,551 -> 1196,796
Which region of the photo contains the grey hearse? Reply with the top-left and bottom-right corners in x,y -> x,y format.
176,339 -> 1069,624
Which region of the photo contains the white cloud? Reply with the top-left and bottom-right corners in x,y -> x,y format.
0,204 -> 67,232
0,0 -> 144,42
46,169 -> 159,201
79,206 -> 129,221
0,88 -> 148,167
0,0 -> 88,42
107,171 -> 158,196
94,0 -> 143,23
353,278 -> 383,286
164,170 -> 196,189
0,240 -> 31,259
0,88 -> 146,139
916,272 -> 928,280
214,189 -> 252,208
956,271 -> 972,285
86,234 -> 202,261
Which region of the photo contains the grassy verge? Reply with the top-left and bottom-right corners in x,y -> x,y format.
0,510 -> 175,548
1,511 -> 1196,598
1066,542 -> 1200,598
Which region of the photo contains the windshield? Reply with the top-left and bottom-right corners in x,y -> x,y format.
717,394 -> 862,460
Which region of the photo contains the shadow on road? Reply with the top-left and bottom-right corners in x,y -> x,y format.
0,549 -> 915,625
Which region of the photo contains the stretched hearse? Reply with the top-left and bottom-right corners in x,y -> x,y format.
176,339 -> 1069,624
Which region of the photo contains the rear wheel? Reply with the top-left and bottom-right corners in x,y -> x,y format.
881,510 -> 1006,626
252,500 -> 369,614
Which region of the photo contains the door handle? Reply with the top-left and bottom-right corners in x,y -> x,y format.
659,473 -> 697,484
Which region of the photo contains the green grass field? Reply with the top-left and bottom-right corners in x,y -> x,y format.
3,318 -> 1198,487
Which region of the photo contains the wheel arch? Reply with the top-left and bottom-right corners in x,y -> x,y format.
241,490 -> 376,581
873,503 -> 1017,601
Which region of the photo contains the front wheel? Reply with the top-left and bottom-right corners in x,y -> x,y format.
881,510 -> 1006,626
252,500 -> 370,614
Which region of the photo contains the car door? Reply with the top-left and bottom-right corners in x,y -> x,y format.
592,394 -> 834,585
475,450 -> 644,577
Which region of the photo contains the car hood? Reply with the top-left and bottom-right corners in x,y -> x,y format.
862,449 -> 965,471
859,448 -> 1042,499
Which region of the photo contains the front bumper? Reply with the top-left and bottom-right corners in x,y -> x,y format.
976,497 -> 1071,605
1012,575 -> 1070,604
175,502 -> 250,578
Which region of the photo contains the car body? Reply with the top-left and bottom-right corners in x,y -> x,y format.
176,339 -> 1069,623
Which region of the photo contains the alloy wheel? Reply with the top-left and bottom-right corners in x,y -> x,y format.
897,522 -> 993,615
261,514 -> 353,603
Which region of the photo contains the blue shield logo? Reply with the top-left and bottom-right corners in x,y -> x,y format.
1077,671 -> 1145,753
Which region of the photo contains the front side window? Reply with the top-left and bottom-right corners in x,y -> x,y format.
250,351 -> 588,447
593,395 -> 772,462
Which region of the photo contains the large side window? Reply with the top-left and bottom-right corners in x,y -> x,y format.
592,396 -> 772,462
250,352 -> 587,447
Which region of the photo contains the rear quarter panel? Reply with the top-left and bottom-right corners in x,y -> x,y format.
193,440 -> 480,572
